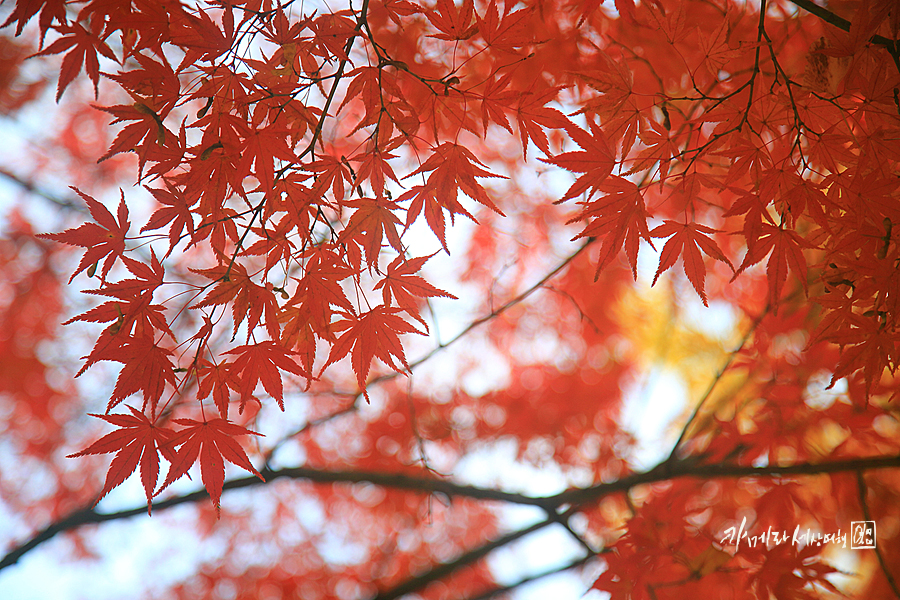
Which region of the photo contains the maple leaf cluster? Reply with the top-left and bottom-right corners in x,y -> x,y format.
3,0 -> 900,598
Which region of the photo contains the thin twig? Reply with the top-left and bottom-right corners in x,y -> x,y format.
856,470 -> 900,599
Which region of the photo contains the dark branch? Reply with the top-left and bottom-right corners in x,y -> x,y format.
5,452 -> 900,575
857,471 -> 900,599
788,0 -> 898,47
557,453 -> 900,506
371,517 -> 561,600
0,464 -> 555,572
0,167 -> 84,211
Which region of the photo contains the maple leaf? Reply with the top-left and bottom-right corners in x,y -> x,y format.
350,146 -> 401,196
65,291 -> 171,341
732,223 -> 814,309
479,73 -> 516,134
374,253 -> 457,325
576,58 -> 642,161
287,250 -> 355,339
96,100 -> 173,170
238,111 -> 298,193
650,220 -> 734,306
2,0 -> 66,39
106,336 -> 179,417
68,406 -> 176,513
38,188 -> 130,283
569,175 -> 654,278
104,52 -> 180,115
196,360 -> 242,419
225,341 -> 307,411
190,263 -> 281,340
476,0 -> 533,53
309,11 -> 358,61
816,311 -> 899,397
338,66 -> 387,133
697,20 -> 741,76
514,85 -> 571,158
32,22 -> 118,100
278,304 -> 317,377
402,143 -> 507,249
243,217 -> 297,272
305,154 -> 353,202
626,118 -> 681,182
542,121 -> 616,202
141,183 -> 197,256
168,5 -> 233,68
426,0 -> 477,40
159,417 -> 264,514
87,251 -> 165,299
338,197 -> 405,267
323,306 -> 424,400
647,2 -> 689,44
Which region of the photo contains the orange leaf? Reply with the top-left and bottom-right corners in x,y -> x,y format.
68,406 -> 176,513
38,188 -> 130,283
160,418 -> 264,515
225,341 -> 307,411
323,306 -> 424,399
374,253 -> 457,325
650,220 -> 734,306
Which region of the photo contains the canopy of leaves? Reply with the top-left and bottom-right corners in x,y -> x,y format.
1,0 -> 900,599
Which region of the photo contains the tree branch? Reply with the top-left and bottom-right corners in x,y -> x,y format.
371,516 -> 562,600
788,0 -> 898,47
557,453 -> 900,506
857,471 -> 900,599
4,444 -> 899,590
0,167 -> 84,212
0,464 -> 555,571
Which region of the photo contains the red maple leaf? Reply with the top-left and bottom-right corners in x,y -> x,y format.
191,263 -> 281,340
68,406 -> 176,513
475,0 -> 532,53
141,183 -> 197,256
159,417 -> 264,514
196,360 -> 242,419
32,21 -> 118,100
323,306 -> 424,399
38,188 -> 130,283
402,143 -> 507,249
374,253 -> 457,325
103,252 -> 166,297
106,336 -> 178,417
626,118 -> 681,182
68,251 -> 172,340
732,223 -> 814,309
338,197 -> 405,267
168,5 -> 233,68
287,249 -> 355,339
514,85 -> 570,158
305,154 -> 353,202
238,112 -> 298,193
425,0 -> 477,40
2,0 -> 66,39
96,100 -> 177,176
650,220 -> 734,306
243,217 -> 297,272
225,341 -> 307,411
542,121 -> 616,202
479,73 -> 516,134
569,175 -> 654,278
